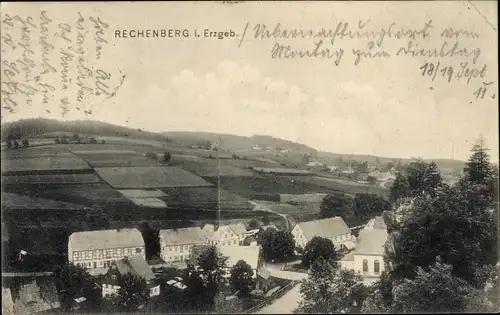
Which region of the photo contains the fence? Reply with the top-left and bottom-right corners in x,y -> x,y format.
243,280 -> 300,314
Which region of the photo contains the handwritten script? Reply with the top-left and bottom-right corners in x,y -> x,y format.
1,11 -> 125,117
238,19 -> 495,99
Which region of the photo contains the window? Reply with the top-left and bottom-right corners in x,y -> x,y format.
374,260 -> 380,273
136,248 -> 142,254
175,246 -> 178,252
93,262 -> 97,269
168,246 -> 172,252
117,248 -> 123,256
363,259 -> 369,272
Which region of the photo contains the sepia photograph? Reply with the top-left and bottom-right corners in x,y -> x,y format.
1,1 -> 498,314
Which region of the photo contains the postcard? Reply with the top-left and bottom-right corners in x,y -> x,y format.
1,1 -> 498,314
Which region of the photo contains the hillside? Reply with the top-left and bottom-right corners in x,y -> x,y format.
1,118 -> 172,143
162,131 -> 317,153
1,119 -> 469,171
315,151 -> 467,172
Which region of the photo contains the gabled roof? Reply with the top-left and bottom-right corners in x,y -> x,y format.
295,217 -> 350,240
257,267 -> 271,279
355,229 -> 389,256
228,223 -> 247,235
112,256 -> 155,282
69,228 -> 144,252
219,245 -> 261,270
160,227 -> 207,246
364,216 -> 387,230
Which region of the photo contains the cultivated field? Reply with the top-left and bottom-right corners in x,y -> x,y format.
161,187 -> 251,211
170,159 -> 255,177
95,166 -> 214,189
74,152 -> 162,167
2,174 -> 101,185
286,175 -> 389,198
206,174 -> 336,199
1,155 -> 91,173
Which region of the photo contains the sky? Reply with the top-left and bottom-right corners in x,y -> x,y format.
1,1 -> 498,161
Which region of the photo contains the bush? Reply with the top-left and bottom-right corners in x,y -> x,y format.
22,139 -> 29,147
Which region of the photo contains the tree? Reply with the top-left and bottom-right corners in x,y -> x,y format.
83,207 -> 110,229
113,273 -> 150,312
89,137 -> 98,144
12,140 -> 19,149
391,257 -> 493,313
296,259 -> 368,314
229,260 -> 254,297
186,245 -> 228,310
54,137 -> 60,144
353,193 -> 391,221
388,184 -> 497,288
53,263 -> 102,312
139,221 -> 160,260
248,219 -> 261,230
361,271 -> 395,313
367,175 -> 377,185
260,230 -> 295,262
320,194 -> 353,219
302,236 -> 338,268
5,140 -> 12,148
463,137 -> 493,185
163,152 -> 172,163
22,139 -> 29,147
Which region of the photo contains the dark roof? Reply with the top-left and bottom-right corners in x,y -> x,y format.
113,256 -> 155,282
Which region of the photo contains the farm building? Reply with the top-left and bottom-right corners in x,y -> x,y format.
159,227 -> 207,263
68,228 -> 145,270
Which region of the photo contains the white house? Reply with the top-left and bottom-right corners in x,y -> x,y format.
159,227 -> 207,263
203,223 -> 247,246
339,228 -> 389,286
102,256 -> 160,298
291,217 -> 356,251
218,245 -> 263,278
68,228 -> 145,269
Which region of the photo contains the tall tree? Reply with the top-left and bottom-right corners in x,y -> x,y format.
302,236 -> 339,268
186,245 -> 228,311
296,259 -> 368,314
353,193 -> 391,220
260,230 -> 295,262
390,172 -> 410,203
463,137 -> 493,185
229,260 -> 254,297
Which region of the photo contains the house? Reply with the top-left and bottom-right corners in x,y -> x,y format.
218,245 -> 263,278
291,217 -> 356,251
159,227 -> 207,263
204,223 -> 247,246
364,216 -> 387,230
256,266 -> 272,291
102,256 -> 160,298
68,228 -> 145,269
338,229 -> 389,286
2,277 -> 61,315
